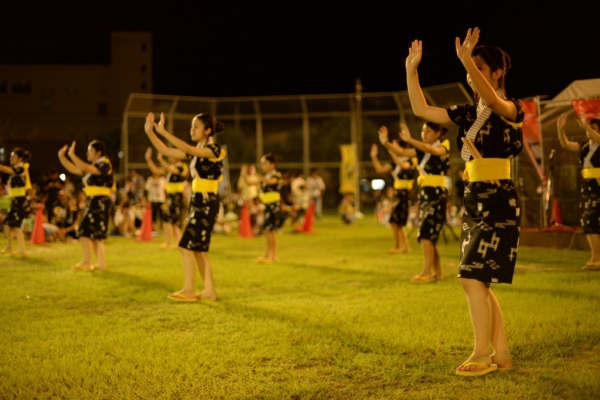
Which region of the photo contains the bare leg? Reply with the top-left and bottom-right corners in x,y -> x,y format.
419,239 -> 435,277
388,223 -> 401,253
457,278 -> 494,372
176,248 -> 197,297
399,226 -> 411,253
173,225 -> 182,244
194,251 -> 217,299
586,234 -> 600,263
266,231 -> 277,261
93,240 -> 107,270
432,246 -> 443,280
488,288 -> 512,369
3,225 -> 13,252
162,222 -> 174,247
75,237 -> 94,268
14,228 -> 27,254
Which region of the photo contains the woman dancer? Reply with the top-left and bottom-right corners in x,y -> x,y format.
405,27 -> 523,376
370,141 -> 416,254
0,148 -> 32,256
246,153 -> 282,263
379,122 -> 449,281
557,113 -> 600,270
145,147 -> 188,249
58,140 -> 114,270
145,111 -> 225,302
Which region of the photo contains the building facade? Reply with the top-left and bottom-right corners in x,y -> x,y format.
0,31 -> 152,182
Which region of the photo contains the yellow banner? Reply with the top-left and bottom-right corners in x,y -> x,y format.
339,143 -> 356,194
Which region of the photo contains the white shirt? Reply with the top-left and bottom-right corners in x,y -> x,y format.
145,176 -> 166,203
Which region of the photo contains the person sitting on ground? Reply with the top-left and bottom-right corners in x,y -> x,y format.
338,192 -> 356,224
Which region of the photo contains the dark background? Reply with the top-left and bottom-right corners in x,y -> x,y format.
2,1 -> 599,100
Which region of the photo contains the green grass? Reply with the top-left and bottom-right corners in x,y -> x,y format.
1,213 -> 599,399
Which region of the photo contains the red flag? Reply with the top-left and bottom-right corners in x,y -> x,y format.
571,98 -> 600,122
521,99 -> 540,143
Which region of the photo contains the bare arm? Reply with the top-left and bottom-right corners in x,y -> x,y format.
153,112 -> 218,158
387,149 -> 412,170
405,40 -> 453,124
67,141 -> 100,175
144,113 -> 187,159
399,123 -> 447,156
0,164 -> 14,174
557,113 -> 580,152
456,27 -> 517,121
58,145 -> 83,175
144,147 -> 166,176
157,153 -> 180,175
378,126 -> 417,157
369,143 -> 392,174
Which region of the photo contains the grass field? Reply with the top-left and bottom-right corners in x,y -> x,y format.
1,212 -> 599,399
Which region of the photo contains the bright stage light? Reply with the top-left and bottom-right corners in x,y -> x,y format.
60,174 -> 66,181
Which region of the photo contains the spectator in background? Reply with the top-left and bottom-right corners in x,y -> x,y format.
145,171 -> 166,231
305,169 -> 326,219
290,171 -> 305,224
129,169 -> 145,204
42,168 -> 65,222
293,184 -> 311,229
113,198 -> 136,237
52,190 -> 79,242
338,192 -> 356,224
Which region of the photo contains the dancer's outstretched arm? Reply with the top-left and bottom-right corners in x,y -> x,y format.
406,40 -> 451,124
67,142 -> 100,175
557,113 -> 580,152
144,113 -> 187,159
456,27 -> 516,121
153,112 -> 218,158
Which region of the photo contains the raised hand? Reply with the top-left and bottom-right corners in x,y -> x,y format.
576,113 -> 587,130
399,123 -> 412,142
58,145 -> 68,158
370,143 -> 379,158
157,152 -> 164,162
145,112 -> 155,134
378,126 -> 389,145
557,113 -> 568,131
154,112 -> 167,135
406,40 -> 423,74
145,147 -> 152,160
68,141 -> 76,158
455,27 -> 480,63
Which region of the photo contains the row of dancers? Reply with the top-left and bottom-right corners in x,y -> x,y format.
2,27 -> 598,377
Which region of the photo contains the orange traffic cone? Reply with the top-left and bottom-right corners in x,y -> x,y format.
30,203 -> 46,244
296,201 -> 315,234
552,199 -> 562,225
136,203 -> 153,242
239,203 -> 253,238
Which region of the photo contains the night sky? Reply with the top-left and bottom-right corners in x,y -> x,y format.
2,1 -> 599,100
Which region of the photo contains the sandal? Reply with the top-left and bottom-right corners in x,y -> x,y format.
167,291 -> 198,302
410,274 -> 436,284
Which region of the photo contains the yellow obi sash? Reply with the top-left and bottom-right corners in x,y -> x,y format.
84,186 -> 111,197
165,182 -> 185,194
394,179 -> 414,190
192,178 -> 219,193
260,191 -> 281,204
582,168 -> 600,179
417,175 -> 446,187
466,158 -> 511,182
9,187 -> 27,198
